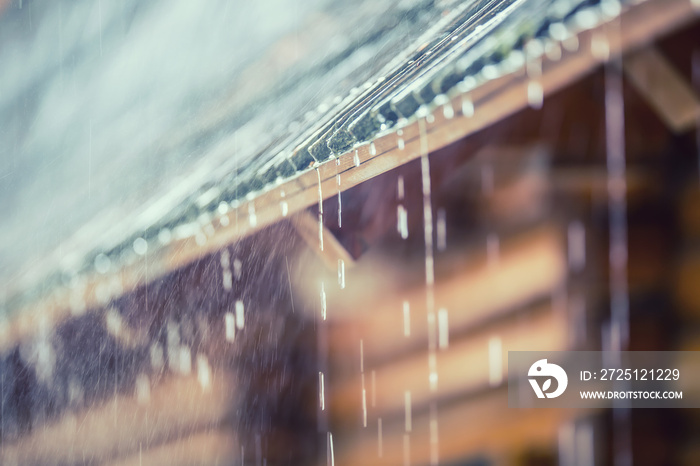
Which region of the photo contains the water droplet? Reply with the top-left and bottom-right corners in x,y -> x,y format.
336,160 -> 342,228
320,282 -> 327,320
488,336 -> 503,386
179,346 -> 192,375
360,339 -> 364,373
354,149 -> 360,167
403,301 -> 411,337
217,201 -> 229,215
235,300 -> 245,329
419,119 -> 435,287
317,168 -> 324,251
397,205 -> 409,239
369,142 -> 377,156
133,237 -> 148,255
436,209 -> 446,251
528,81 -> 544,109
220,250 -> 230,268
362,384 -> 368,427
319,371 -> 325,410
105,308 -> 123,338
461,96 -> 474,117
197,354 -> 211,392
225,312 -> 236,342
158,228 -> 172,245
327,432 -> 335,466
591,33 -> 610,62
442,103 -> 454,119
150,343 -> 164,370
94,253 -> 111,274
437,308 -> 449,349
233,258 -> 242,280
248,203 -> 257,227
337,259 -> 345,289
135,374 -> 150,404
428,352 -> 438,392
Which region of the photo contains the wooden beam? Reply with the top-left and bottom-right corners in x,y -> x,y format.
336,389 -> 590,466
0,374 -> 235,465
291,210 -> 355,270
330,303 -> 569,422
324,225 -> 566,364
624,46 -> 700,132
105,430 -> 237,466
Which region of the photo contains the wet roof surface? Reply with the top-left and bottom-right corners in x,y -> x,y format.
1,0 -> 617,311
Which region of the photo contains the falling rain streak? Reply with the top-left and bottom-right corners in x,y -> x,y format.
319,371 -> 325,410
436,209 -> 446,252
397,175 -> 409,239
488,336 -> 503,386
225,312 -> 236,342
2,0 -> 686,463
461,95 -> 474,117
403,301 -> 411,337
526,39 -> 543,109
419,117 -> 439,466
604,16 -> 632,466
437,308 -> 449,349
281,190 -> 289,217
336,159 -> 342,228
694,50 -> 700,179
235,300 -> 245,329
248,203 -> 257,228
337,259 -> 345,289
221,250 -> 233,291
327,432 -> 335,466
197,354 -> 211,391
320,281 -> 327,320
317,168 -> 324,251
371,370 -> 377,407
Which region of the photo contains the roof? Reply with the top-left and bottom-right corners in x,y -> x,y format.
1,0 -> 694,318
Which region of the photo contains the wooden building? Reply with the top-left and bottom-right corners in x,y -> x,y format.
1,0 -> 700,464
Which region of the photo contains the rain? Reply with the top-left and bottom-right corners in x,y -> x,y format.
1,0 -> 700,465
